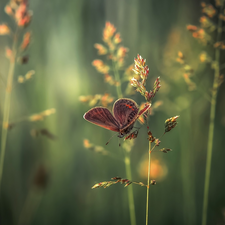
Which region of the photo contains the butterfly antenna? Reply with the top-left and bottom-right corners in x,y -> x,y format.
106,133 -> 118,145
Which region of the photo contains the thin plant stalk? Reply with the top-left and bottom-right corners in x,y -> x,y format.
0,28 -> 19,192
112,59 -> 136,225
179,111 -> 196,224
201,4 -> 223,225
18,189 -> 43,225
145,141 -> 151,225
125,154 -> 136,225
112,58 -> 123,99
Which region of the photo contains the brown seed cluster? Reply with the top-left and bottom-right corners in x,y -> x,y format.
165,116 -> 179,133
147,131 -> 155,143
160,148 -> 172,153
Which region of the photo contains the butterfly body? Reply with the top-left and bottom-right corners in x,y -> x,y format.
83,98 -> 150,138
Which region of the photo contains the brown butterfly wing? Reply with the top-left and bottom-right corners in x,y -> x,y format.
83,107 -> 120,132
138,103 -> 151,116
113,98 -> 139,129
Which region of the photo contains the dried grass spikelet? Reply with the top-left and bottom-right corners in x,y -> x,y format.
83,139 -> 109,155
104,74 -> 120,86
176,51 -> 185,64
79,93 -> 114,108
15,1 -> 33,27
18,70 -> 35,83
30,128 -> 57,140
183,73 -> 196,91
91,176 -> 152,189
0,23 -> 11,35
131,55 -> 161,102
20,31 -> 31,50
114,33 -> 122,44
92,60 -> 110,74
160,148 -> 172,153
165,115 -> 179,133
29,108 -> 56,122
187,25 -> 211,45
199,16 -> 216,32
103,21 -> 116,43
94,43 -> 107,55
199,52 -> 212,63
201,3 -> 216,18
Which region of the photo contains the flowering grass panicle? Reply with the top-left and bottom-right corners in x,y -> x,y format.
131,54 -> 161,102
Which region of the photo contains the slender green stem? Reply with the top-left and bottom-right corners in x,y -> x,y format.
125,155 -> 136,225
0,28 -> 18,193
196,87 -> 211,102
18,189 -> 42,225
201,63 -> 219,225
145,141 -> 151,225
179,113 -> 196,224
219,63 -> 225,71
112,55 -> 136,225
112,59 -> 123,98
201,4 -> 223,225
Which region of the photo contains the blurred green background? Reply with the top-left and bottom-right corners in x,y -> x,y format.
0,0 -> 225,225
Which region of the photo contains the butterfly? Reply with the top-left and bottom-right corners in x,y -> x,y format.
83,98 -> 150,138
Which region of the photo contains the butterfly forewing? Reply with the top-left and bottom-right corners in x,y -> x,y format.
138,103 -> 151,116
83,107 -> 120,132
113,98 -> 139,129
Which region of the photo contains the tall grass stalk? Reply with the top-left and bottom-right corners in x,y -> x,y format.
202,3 -> 223,225
18,190 -> 42,225
0,28 -> 19,192
113,59 -> 136,225
145,141 -> 151,225
179,111 -> 196,224
112,60 -> 122,99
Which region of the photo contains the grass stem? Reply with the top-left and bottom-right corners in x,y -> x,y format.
201,4 -> 223,225
112,59 -> 123,98
0,28 -> 18,193
18,189 -> 42,225
125,155 -> 136,225
112,57 -> 136,225
145,141 -> 151,225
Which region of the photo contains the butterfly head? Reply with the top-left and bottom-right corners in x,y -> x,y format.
118,132 -> 125,138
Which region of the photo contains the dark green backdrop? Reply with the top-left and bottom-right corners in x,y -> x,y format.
0,0 -> 225,225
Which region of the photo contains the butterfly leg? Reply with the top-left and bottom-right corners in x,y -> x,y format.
124,129 -> 139,141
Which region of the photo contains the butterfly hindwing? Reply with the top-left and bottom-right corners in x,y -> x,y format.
83,107 -> 120,132
113,98 -> 139,129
